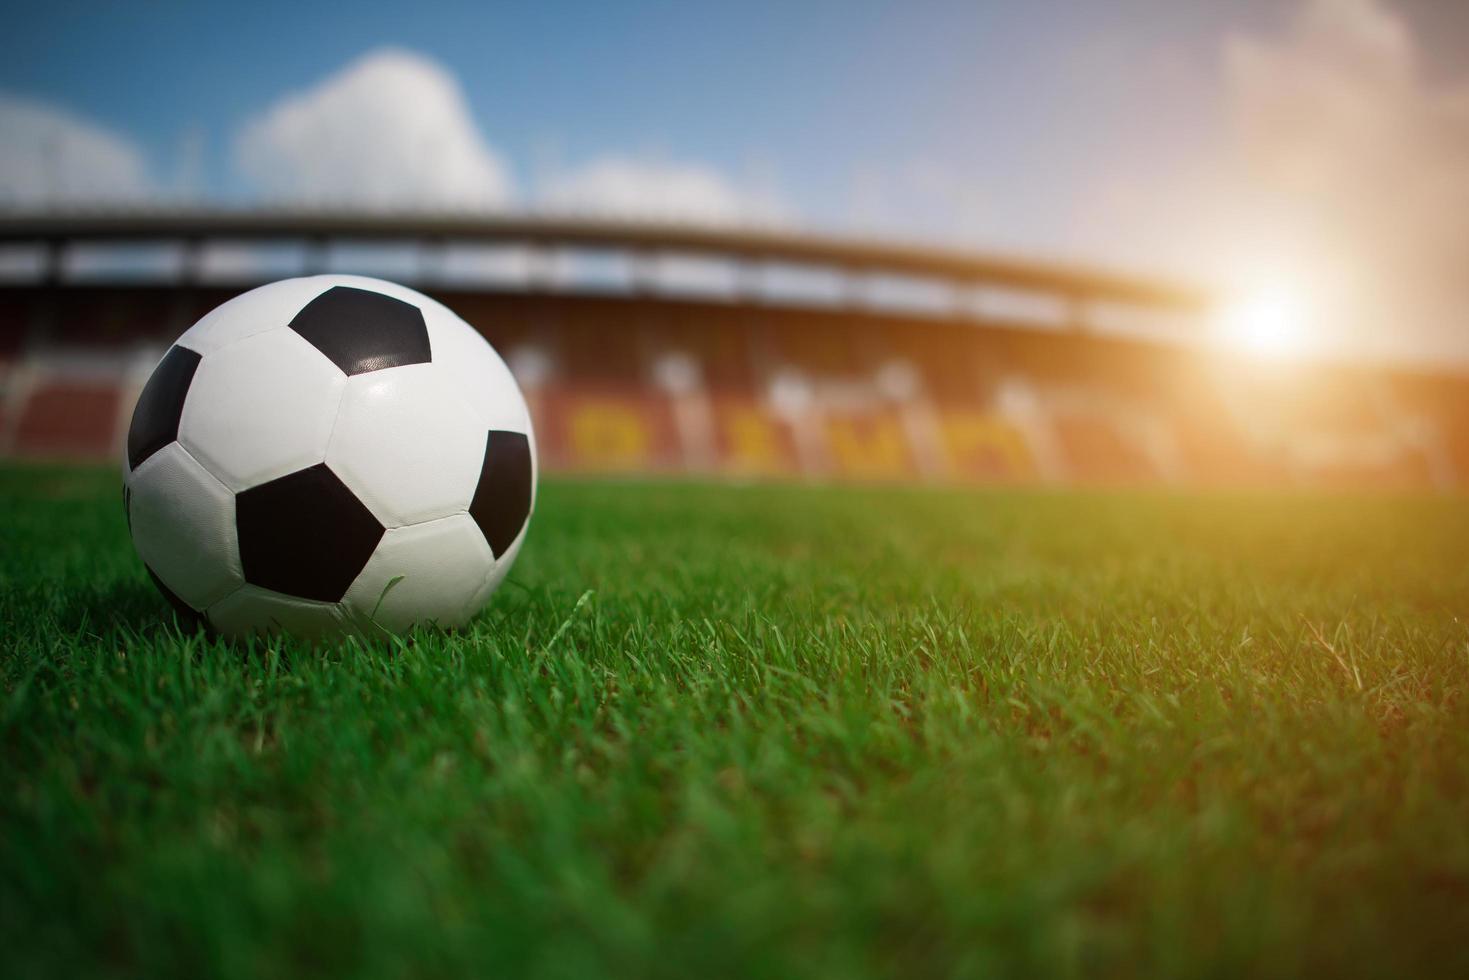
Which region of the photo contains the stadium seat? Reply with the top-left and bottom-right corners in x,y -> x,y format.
13,379 -> 124,458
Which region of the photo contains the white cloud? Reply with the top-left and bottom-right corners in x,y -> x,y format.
235,48 -> 512,209
539,156 -> 786,226
0,94 -> 152,207
8,48 -> 788,234
235,49 -> 786,225
1224,0 -> 1469,355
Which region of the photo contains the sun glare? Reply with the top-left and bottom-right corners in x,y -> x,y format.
1217,288 -> 1314,360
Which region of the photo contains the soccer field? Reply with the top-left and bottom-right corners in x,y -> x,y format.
2,466 -> 1467,978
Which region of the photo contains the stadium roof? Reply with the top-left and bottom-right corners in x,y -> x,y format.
0,209 -> 1212,311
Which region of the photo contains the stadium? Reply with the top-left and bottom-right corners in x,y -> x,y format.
4,3 -> 1469,978
4,210 -> 1466,488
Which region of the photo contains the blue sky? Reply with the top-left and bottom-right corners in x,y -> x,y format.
0,1 -> 1252,214
3,0 -> 1468,358
0,1 -> 1285,229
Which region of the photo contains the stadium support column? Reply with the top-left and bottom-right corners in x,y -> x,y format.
768,369 -> 826,479
305,237 -> 329,277
0,240 -> 61,456
168,237 -> 205,336
0,363 -> 32,456
738,254 -> 786,465
181,237 -> 205,286
1066,293 -> 1090,333
630,250 -> 658,296
417,237 -> 450,288
842,264 -> 868,311
949,279 -> 969,320
735,255 -> 763,306
881,362 -> 946,482
29,237 -> 62,350
527,245 -> 557,294
654,352 -> 716,473
996,378 -> 1068,484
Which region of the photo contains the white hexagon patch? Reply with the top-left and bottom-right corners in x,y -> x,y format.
175,277 -> 339,356
207,584 -> 351,640
325,363 -> 484,527
343,513 -> 497,632
179,327 -> 346,491
127,442 -> 243,609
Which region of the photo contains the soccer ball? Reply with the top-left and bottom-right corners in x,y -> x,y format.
121,275 -> 536,639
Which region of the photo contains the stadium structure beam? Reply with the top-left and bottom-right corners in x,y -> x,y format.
0,209 -> 1214,313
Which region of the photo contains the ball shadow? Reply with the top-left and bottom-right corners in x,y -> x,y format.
53,578 -> 211,640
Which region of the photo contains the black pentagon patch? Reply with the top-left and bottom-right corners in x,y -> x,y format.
469,431 -> 532,558
145,564 -> 203,628
236,463 -> 385,602
289,286 -> 431,376
127,345 -> 201,470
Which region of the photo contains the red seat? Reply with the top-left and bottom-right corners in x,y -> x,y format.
14,380 -> 123,458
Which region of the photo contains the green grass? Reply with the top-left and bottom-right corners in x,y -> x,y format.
2,466 -> 1468,979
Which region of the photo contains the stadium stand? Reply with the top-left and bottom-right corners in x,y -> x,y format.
1,211 -> 1463,489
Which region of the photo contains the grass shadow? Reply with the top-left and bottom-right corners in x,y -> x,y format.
50,576 -> 208,642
